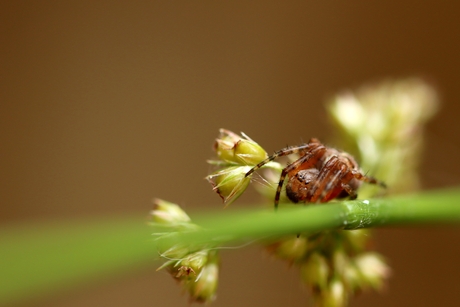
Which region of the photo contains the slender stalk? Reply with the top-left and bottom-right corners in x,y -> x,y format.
0,216 -> 156,305
155,188 -> 460,250
1,188 -> 459,305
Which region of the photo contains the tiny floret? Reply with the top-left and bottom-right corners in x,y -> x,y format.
186,261 -> 219,303
214,128 -> 267,166
151,198 -> 191,225
206,166 -> 251,205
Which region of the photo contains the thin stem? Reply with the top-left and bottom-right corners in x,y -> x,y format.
1,188 -> 459,305
155,188 -> 460,250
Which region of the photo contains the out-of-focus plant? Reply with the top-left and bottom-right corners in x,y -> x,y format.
329,78 -> 439,196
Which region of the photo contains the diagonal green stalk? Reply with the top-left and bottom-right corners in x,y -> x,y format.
156,188 -> 460,250
0,216 -> 156,306
1,187 -> 460,305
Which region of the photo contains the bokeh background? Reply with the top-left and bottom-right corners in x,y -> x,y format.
1,1 -> 460,306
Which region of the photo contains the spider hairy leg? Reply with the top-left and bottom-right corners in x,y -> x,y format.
351,170 -> 387,188
308,156 -> 349,203
244,140 -> 320,178
341,184 -> 358,200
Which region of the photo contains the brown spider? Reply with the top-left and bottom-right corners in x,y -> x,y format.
245,138 -> 386,209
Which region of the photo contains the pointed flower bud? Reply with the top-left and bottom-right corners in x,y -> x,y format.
342,262 -> 362,293
206,166 -> 251,205
343,229 -> 370,253
301,252 -> 329,292
178,251 -> 208,275
332,249 -> 349,276
151,198 -> 191,225
354,252 -> 390,290
165,250 -> 209,281
322,277 -> 347,307
186,257 -> 219,303
214,128 -> 267,166
268,236 -> 309,263
158,244 -> 191,260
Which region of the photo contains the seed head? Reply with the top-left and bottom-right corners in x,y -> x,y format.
186,259 -> 219,303
206,166 -> 252,205
214,128 -> 267,166
151,198 -> 191,225
301,252 -> 329,292
354,252 -> 391,290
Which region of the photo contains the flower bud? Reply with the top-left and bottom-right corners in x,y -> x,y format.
354,252 -> 390,290
151,199 -> 191,225
322,277 -> 347,307
186,260 -> 219,303
214,129 -> 267,166
342,262 -> 362,293
206,166 -> 251,205
158,244 -> 190,260
301,252 -> 329,292
166,250 -> 209,281
343,229 -> 370,253
268,236 -> 309,263
179,251 -> 208,275
332,249 -> 348,276
173,266 -> 196,279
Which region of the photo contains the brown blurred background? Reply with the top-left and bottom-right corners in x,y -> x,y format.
1,1 -> 460,306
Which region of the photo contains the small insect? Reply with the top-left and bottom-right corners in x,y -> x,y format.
245,138 -> 386,209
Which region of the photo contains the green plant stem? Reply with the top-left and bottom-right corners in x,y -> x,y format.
0,216 -> 156,306
156,188 -> 460,250
1,188 -> 460,305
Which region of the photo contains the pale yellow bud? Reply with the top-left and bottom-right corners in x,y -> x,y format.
151,199 -> 191,225
206,166 -> 251,205
301,252 -> 329,291
269,236 -> 309,262
214,128 -> 267,166
354,252 -> 391,290
186,261 -> 219,303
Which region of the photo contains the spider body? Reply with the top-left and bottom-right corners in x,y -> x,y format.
245,138 -> 385,209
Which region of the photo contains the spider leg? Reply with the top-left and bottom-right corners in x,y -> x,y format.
308,156 -> 339,202
245,138 -> 321,178
311,162 -> 385,203
274,145 -> 326,209
351,170 -> 387,188
341,183 -> 358,200
309,156 -> 357,203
